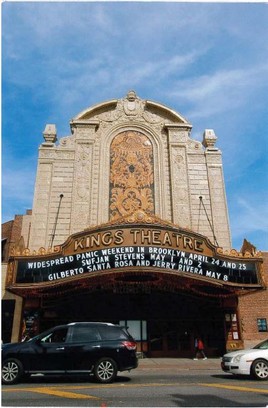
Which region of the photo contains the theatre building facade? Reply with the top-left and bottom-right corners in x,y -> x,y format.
2,91 -> 267,356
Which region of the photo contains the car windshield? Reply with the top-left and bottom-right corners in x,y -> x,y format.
253,339 -> 268,349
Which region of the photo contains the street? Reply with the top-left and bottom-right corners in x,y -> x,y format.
2,358 -> 268,407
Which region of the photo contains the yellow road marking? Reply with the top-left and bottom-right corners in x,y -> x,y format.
2,382 -> 179,393
200,383 -> 268,394
32,387 -> 100,399
3,386 -> 100,400
3,381 -> 268,401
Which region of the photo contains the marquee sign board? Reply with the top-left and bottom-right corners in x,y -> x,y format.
16,245 -> 259,286
8,212 -> 263,291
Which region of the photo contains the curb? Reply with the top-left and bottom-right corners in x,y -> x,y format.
137,358 -> 222,371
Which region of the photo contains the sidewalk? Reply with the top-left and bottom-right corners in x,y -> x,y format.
137,357 -> 222,371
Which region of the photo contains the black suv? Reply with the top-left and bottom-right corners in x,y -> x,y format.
2,322 -> 138,384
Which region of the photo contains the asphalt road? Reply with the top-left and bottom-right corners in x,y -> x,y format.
2,358 -> 268,407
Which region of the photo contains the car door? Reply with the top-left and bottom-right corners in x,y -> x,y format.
27,327 -> 69,373
64,325 -> 103,374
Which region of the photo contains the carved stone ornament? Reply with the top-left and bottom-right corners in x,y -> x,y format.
188,139 -> 203,151
110,131 -> 154,220
75,144 -> 91,199
109,209 -> 170,226
59,135 -> 75,148
6,262 -> 15,286
94,91 -> 145,124
123,90 -> 145,117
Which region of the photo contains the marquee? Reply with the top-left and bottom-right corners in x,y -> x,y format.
6,211 -> 264,297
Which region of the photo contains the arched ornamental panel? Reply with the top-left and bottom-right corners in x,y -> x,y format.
110,131 -> 154,220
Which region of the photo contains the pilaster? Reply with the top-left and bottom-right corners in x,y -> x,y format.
29,146 -> 54,250
166,124 -> 192,228
70,122 -> 99,233
203,130 -> 232,249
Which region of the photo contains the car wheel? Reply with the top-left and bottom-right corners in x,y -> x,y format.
251,359 -> 268,380
94,358 -> 117,383
2,358 -> 24,385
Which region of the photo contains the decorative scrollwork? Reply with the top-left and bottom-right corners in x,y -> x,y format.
109,131 -> 155,220
216,246 -> 263,258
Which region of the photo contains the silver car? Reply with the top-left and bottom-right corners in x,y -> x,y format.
221,339 -> 268,380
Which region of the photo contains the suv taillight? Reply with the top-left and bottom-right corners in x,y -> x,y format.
121,341 -> 137,350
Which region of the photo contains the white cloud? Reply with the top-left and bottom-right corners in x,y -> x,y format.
168,63 -> 268,119
229,195 -> 268,249
235,198 -> 268,231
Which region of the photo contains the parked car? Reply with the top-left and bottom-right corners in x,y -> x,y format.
2,322 -> 138,385
221,339 -> 268,380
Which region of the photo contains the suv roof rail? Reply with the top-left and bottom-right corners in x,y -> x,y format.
67,322 -> 115,326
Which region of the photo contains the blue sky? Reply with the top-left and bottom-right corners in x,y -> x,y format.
2,1 -> 268,251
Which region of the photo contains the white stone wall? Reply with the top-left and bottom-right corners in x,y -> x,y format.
20,213 -> 32,248
29,93 -> 232,251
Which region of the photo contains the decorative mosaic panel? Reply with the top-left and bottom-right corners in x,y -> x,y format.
110,131 -> 154,220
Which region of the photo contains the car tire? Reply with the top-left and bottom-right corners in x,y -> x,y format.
93,358 -> 118,383
251,359 -> 268,381
2,358 -> 24,385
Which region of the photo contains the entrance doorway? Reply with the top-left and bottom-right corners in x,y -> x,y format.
149,320 -> 191,357
147,318 -> 225,357
2,299 -> 15,343
31,289 -> 229,357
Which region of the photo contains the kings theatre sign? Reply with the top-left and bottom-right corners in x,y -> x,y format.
7,211 -> 264,297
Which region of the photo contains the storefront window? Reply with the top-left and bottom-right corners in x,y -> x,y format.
119,320 -> 147,341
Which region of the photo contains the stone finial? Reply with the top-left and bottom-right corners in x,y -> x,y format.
202,129 -> 217,149
43,124 -> 57,144
126,90 -> 137,101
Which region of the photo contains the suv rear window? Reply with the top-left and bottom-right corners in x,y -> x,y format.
70,326 -> 101,343
98,326 -> 129,340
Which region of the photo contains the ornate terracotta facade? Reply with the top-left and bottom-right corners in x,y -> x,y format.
2,92 -> 266,352
28,91 -> 231,251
